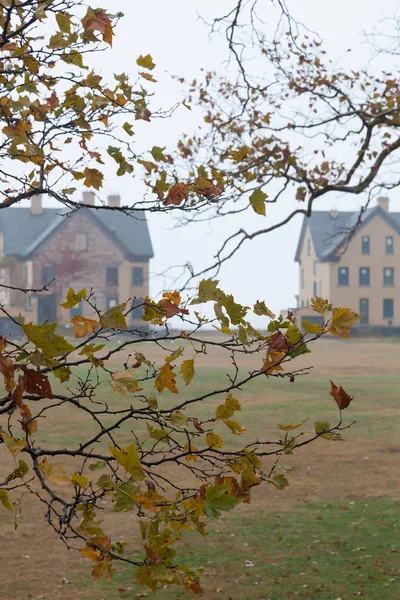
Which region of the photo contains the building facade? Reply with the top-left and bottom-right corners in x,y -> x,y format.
0,193 -> 153,334
290,197 -> 400,330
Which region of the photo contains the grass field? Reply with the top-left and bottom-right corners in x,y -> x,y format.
1,337 -> 399,600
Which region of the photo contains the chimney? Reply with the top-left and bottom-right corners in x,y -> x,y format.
82,191 -> 95,206
377,196 -> 389,212
108,193 -> 121,208
330,209 -> 339,219
31,194 -> 42,215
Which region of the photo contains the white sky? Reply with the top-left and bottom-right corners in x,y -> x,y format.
46,0 -> 400,314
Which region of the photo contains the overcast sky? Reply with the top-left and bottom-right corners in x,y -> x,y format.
61,1 -> 400,315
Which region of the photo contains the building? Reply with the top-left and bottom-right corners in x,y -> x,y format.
290,196 -> 400,331
0,192 -> 153,334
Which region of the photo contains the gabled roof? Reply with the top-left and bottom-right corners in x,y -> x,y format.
0,207 -> 154,260
295,205 -> 400,262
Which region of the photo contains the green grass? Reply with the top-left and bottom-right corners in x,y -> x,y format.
74,499 -> 400,600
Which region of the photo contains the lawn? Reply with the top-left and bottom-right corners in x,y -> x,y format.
0,337 -> 399,600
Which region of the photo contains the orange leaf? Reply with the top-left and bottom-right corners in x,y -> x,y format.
155,363 -> 178,394
330,380 -> 354,410
19,367 -> 53,399
164,182 -> 189,206
71,316 -> 99,338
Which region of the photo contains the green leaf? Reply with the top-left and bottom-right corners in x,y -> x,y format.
56,12 -> 72,33
302,319 -> 324,334
0,490 -> 12,510
19,319 -> 74,359
165,346 -> 184,363
109,443 -> 145,480
60,287 -> 86,309
136,54 -> 156,70
151,146 -> 168,162
249,189 -> 267,216
253,300 -> 275,318
113,481 -> 140,512
89,461 -> 106,472
269,474 -> 289,490
100,304 -> 127,330
204,484 -> 240,518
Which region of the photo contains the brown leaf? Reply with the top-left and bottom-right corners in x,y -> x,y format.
19,367 -> 53,399
330,380 -> 354,410
267,331 -> 289,352
164,182 -> 189,206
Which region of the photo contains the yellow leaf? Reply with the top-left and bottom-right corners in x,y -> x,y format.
311,297 -> 332,315
71,473 -> 88,488
83,167 -> 103,190
206,432 -> 224,449
163,291 -> 181,305
136,54 -> 156,70
155,363 -> 178,394
302,319 -> 324,335
329,307 -> 361,338
1,432 -> 26,455
223,419 -> 247,435
100,304 -> 127,330
215,393 -> 241,420
109,443 -> 145,480
110,370 -> 142,396
60,287 -> 86,308
0,490 -> 12,510
278,417 -> 309,431
70,315 -> 99,338
180,359 -> 195,385
184,443 -> 199,462
39,458 -> 71,486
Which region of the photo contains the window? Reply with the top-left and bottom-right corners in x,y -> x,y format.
301,269 -> 304,289
42,264 -> 55,285
383,267 -> 394,286
361,236 -> 370,254
106,266 -> 118,286
301,300 -> 304,308
132,297 -> 144,319
132,267 -> 144,287
307,239 -> 311,256
359,298 -> 369,325
359,267 -> 370,286
73,233 -> 88,252
106,297 -> 118,309
24,293 -> 32,311
383,299 -> 394,319
313,261 -> 317,275
386,236 -> 394,255
24,262 -> 33,288
0,267 -> 9,306
313,281 -> 317,297
70,302 -> 82,318
338,267 -> 349,286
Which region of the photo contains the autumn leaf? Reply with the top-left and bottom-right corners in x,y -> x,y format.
109,443 -> 145,480
311,297 -> 333,315
269,474 -> 289,490
19,367 -> 53,399
39,458 -> 71,486
223,419 -> 247,435
253,300 -> 275,318
164,182 -> 189,206
83,167 -> 103,190
0,355 -> 15,392
278,417 -> 309,431
82,8 -> 113,46
100,304 -> 127,330
1,432 -> 26,455
267,331 -> 289,351
302,319 -> 325,334
215,394 -> 241,420
330,380 -> 354,410
137,54 -> 156,70
329,307 -> 361,338
0,490 -> 12,511
249,189 -> 267,216
159,298 -> 189,318
71,315 -> 99,338
20,320 -> 74,358
110,370 -> 142,396
180,359 -> 195,385
60,287 -> 87,308
206,432 -> 224,449
155,363 -> 178,394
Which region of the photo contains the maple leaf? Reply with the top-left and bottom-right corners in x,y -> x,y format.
267,331 -> 289,351
0,490 -> 12,511
164,182 -> 190,206
180,359 -> 195,385
70,315 -> 99,338
60,287 -> 87,309
215,394 -> 240,420
110,370 -> 142,396
39,458 -> 71,486
109,443 -> 145,480
83,167 -> 103,190
329,307 -> 361,338
330,380 -> 354,410
249,188 -> 267,216
0,355 -> 15,392
206,432 -> 224,449
100,304 -> 127,330
19,367 -> 53,399
20,319 -> 74,358
82,8 -> 113,46
1,432 -> 26,456
136,54 -> 156,70
155,363 -> 178,394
